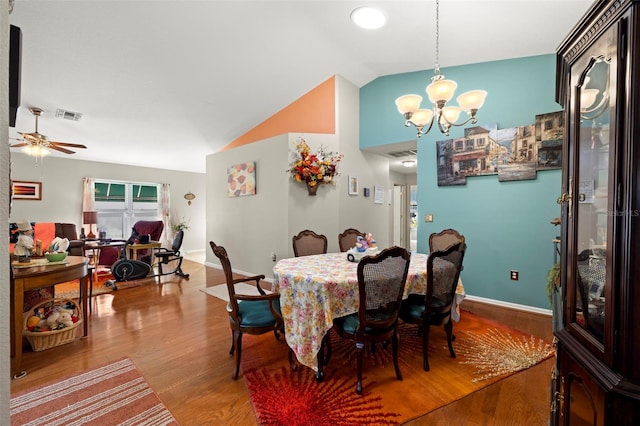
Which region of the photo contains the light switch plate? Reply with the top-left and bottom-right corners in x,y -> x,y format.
425,214 -> 433,222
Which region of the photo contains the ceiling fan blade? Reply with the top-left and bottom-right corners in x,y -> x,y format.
9,143 -> 28,148
48,145 -> 76,154
49,141 -> 87,149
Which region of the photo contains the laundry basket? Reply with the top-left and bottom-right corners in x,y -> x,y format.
23,298 -> 83,352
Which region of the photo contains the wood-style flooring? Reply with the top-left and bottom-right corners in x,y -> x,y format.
11,259 -> 555,425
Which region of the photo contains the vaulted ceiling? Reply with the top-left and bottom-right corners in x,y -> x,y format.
8,1 -> 593,173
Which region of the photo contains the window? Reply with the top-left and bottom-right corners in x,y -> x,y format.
95,182 -> 125,202
476,137 -> 485,147
464,139 -> 474,150
93,180 -> 160,239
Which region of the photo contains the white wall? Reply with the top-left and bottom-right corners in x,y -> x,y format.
1,5 -> 11,421
335,76 -> 392,248
8,153 -> 207,254
207,134 -> 290,277
205,76 -> 394,278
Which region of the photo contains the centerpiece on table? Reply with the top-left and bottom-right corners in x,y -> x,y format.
287,138 -> 343,196
346,233 -> 379,262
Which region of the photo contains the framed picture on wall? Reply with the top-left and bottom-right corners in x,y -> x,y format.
11,180 -> 42,200
374,185 -> 384,204
227,162 -> 256,197
348,176 -> 359,195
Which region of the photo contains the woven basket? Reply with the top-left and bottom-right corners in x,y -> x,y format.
23,298 -> 83,352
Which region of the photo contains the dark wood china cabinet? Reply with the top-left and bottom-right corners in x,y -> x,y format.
553,0 -> 640,424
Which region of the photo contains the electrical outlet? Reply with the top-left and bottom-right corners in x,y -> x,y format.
271,252 -> 276,262
424,214 -> 433,222
510,270 -> 519,281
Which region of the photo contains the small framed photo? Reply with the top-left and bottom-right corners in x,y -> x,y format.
12,180 -> 42,200
348,176 -> 359,196
374,185 -> 384,204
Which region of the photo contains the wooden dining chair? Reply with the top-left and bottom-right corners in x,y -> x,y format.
292,229 -> 328,257
338,228 -> 365,252
400,242 -> 466,371
326,246 -> 411,394
210,241 -> 284,380
428,228 -> 465,253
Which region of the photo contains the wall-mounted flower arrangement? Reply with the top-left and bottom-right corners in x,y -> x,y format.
287,138 -> 343,196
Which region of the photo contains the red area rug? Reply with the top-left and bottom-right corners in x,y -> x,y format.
10,358 -> 178,425
241,311 -> 554,425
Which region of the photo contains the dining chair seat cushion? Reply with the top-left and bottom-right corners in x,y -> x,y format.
334,313 -> 395,335
402,295 -> 449,320
232,299 -> 281,327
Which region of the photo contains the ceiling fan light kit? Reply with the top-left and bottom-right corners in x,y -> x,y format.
10,107 -> 87,158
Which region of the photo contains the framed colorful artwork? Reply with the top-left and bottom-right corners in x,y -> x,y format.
227,162 -> 256,197
11,180 -> 42,200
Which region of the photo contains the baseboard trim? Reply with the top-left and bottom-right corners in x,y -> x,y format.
465,294 -> 552,316
184,248 -> 205,255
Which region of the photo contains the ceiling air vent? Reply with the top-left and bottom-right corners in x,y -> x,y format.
55,108 -> 82,121
387,149 -> 418,158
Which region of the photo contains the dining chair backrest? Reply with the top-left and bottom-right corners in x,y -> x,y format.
426,242 -> 467,315
338,228 -> 366,252
356,246 -> 411,337
428,228 -> 465,253
210,241 -> 239,316
292,229 -> 328,257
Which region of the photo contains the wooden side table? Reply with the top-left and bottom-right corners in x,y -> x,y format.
10,256 -> 89,379
127,241 -> 162,265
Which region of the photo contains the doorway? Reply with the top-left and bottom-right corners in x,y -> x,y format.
392,184 -> 418,252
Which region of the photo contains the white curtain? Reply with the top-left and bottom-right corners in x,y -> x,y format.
82,177 -> 95,236
82,177 -> 95,212
160,183 -> 171,247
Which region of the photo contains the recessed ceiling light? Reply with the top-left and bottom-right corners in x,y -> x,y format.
350,6 -> 386,30
402,160 -> 417,168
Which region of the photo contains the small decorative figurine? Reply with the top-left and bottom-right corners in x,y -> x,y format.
14,220 -> 34,262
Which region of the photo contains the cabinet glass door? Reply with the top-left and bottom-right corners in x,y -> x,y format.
570,28 -> 616,346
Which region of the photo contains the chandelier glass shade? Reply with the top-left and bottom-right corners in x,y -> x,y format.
395,0 -> 487,137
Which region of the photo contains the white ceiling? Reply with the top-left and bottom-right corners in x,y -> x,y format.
8,0 -> 594,174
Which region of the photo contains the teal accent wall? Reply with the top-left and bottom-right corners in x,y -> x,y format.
360,54 -> 562,309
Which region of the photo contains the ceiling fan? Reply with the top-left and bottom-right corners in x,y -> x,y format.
10,107 -> 87,156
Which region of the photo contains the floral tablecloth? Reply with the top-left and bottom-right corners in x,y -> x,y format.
272,252 -> 464,370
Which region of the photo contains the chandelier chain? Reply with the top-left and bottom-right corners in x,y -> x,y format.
394,0 -> 486,137
434,0 -> 440,75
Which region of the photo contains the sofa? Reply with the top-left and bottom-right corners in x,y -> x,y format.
9,222 -> 84,256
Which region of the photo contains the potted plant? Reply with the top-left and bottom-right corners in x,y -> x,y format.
172,218 -> 190,234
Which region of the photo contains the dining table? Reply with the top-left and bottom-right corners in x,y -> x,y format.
272,251 -> 464,370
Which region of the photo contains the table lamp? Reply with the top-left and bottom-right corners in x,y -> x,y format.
83,211 -> 98,239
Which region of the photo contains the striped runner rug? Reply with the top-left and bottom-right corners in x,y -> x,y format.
10,358 -> 178,425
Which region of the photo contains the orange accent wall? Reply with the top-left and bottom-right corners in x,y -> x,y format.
220,76 -> 336,151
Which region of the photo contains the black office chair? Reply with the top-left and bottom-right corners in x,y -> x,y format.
154,230 -> 189,278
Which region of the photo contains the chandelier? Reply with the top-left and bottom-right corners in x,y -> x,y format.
395,0 -> 487,137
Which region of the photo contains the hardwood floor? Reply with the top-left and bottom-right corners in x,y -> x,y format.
11,259 -> 555,425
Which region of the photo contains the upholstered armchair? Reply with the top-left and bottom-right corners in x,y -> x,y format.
98,220 -> 164,266
55,223 -> 84,256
